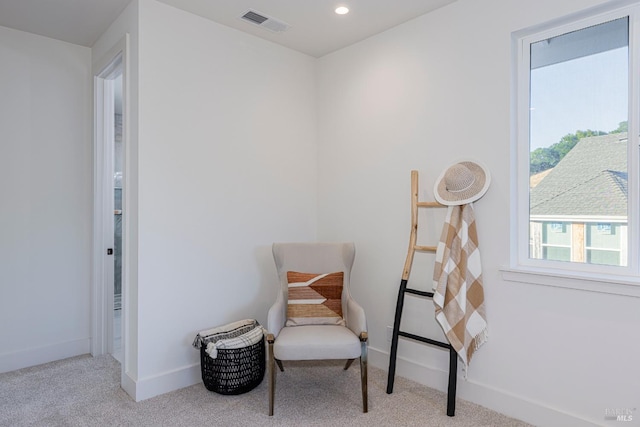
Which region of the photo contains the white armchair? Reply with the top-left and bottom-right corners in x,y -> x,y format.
267,242 -> 368,415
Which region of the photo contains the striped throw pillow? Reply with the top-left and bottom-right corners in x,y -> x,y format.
286,271 -> 345,326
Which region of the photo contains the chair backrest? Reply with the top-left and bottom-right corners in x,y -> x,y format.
272,241 -> 356,303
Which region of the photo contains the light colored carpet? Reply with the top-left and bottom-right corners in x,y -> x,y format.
0,354 -> 530,426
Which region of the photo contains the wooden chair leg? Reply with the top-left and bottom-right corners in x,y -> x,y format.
344,358 -> 355,370
267,334 -> 275,416
359,332 -> 368,413
276,359 -> 284,372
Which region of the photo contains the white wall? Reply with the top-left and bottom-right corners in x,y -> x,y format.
317,0 -> 640,425
129,0 -> 317,400
0,26 -> 92,372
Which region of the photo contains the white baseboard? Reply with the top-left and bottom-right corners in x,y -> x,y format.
369,346 -> 598,427
0,338 -> 91,374
130,362 -> 201,402
121,368 -> 137,400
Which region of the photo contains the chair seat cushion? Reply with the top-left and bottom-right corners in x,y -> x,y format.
274,325 -> 361,361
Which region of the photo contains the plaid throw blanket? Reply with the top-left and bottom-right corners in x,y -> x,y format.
192,319 -> 264,359
432,203 -> 488,376
204,326 -> 264,359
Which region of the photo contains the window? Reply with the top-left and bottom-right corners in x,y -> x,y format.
586,222 -> 626,266
542,221 -> 571,262
514,5 -> 640,279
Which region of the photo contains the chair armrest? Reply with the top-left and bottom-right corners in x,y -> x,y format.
345,296 -> 367,336
267,289 -> 286,338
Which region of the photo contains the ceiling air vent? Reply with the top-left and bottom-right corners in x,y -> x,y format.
240,10 -> 291,33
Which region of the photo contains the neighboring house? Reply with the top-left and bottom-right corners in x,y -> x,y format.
529,168 -> 552,188
529,132 -> 628,266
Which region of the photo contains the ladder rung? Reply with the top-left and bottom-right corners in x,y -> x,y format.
414,245 -> 437,252
405,288 -> 434,298
398,331 -> 451,349
416,201 -> 444,208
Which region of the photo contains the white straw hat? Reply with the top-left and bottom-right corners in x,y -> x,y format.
434,160 -> 491,206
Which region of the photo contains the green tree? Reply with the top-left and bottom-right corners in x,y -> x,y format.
530,146 -> 559,174
530,129 -> 607,175
610,120 -> 628,134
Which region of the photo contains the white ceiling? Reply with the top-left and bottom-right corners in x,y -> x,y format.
0,0 -> 456,57
0,0 -> 132,48
156,0 -> 457,57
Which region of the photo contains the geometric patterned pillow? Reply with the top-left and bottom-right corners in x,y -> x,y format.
285,271 -> 345,326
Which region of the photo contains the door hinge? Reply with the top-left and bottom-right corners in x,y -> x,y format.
107,248 -> 113,255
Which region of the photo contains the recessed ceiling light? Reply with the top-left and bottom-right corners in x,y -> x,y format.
335,6 -> 349,15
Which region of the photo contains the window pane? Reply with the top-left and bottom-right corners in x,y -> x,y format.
528,17 -> 629,267
587,249 -> 620,266
543,246 -> 571,262
586,223 -> 620,249
542,222 -> 570,245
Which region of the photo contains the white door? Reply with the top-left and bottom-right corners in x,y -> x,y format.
93,50 -> 125,363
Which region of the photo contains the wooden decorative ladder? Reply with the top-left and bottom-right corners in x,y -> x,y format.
385,170 -> 458,417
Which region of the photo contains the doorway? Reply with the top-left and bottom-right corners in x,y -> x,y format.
112,72 -> 123,361
93,47 -> 125,364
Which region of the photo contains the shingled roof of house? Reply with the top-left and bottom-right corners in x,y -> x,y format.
530,132 -> 628,217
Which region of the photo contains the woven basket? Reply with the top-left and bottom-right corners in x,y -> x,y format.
196,320 -> 266,395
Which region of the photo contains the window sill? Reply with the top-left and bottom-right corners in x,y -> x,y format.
499,266 -> 640,298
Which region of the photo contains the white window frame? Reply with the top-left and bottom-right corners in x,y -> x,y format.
505,2 -> 640,297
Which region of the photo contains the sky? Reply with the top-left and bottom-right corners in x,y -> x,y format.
529,46 -> 628,151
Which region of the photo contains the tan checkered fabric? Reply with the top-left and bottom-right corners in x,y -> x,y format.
433,203 -> 488,375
